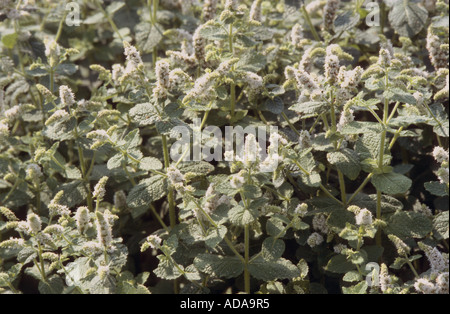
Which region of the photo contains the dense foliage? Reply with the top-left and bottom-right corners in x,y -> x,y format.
0,0 -> 448,294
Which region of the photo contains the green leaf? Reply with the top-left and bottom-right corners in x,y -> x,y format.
193,254 -> 244,279
235,51 -> 267,72
343,271 -> 362,283
350,193 -> 403,214
266,216 -> 287,237
433,211 -> 449,240
139,157 -> 163,171
386,211 -> 433,239
106,1 -> 125,15
425,181 -> 449,197
327,149 -> 361,180
84,12 -> 104,24
1,32 -> 18,49
259,97 -> 284,115
130,103 -> 160,126
198,23 -> 228,41
261,237 -> 285,261
177,161 -> 215,176
324,255 -> 356,274
57,180 -> 88,208
38,276 -> 65,294
204,225 -> 227,249
334,11 -> 361,33
43,117 -> 77,141
135,22 -> 163,53
228,205 -> 258,226
342,281 -> 368,294
384,88 -> 417,105
388,0 -> 428,37
341,121 -> 383,135
289,101 -> 328,117
371,172 -> 412,195
154,255 -> 183,280
248,256 -> 299,281
107,153 -> 124,170
126,175 -> 168,208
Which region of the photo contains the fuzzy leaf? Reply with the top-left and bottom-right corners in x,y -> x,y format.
289,101 -> 328,116
126,175 -> 168,208
386,211 -> 433,239
433,211 -> 449,240
135,22 -> 163,53
139,157 -> 163,171
371,172 -> 412,195
154,255 -> 183,280
324,255 -> 356,274
129,103 -> 160,126
228,205 -> 258,226
193,254 -> 244,279
261,237 -> 285,261
327,149 -> 361,180
204,225 -> 227,249
389,0 -> 428,37
248,256 -> 299,281
424,181 -> 449,197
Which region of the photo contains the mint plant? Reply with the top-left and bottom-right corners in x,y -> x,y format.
0,0 -> 448,295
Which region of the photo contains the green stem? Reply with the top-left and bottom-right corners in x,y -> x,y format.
338,170 -> 347,206
300,6 -> 320,41
376,190 -> 382,247
162,135 -> 176,229
150,204 -> 169,232
347,173 -> 373,204
282,112 -> 301,137
244,224 -> 250,294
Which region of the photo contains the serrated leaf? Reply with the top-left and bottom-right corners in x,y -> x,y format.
371,172 -> 412,195
43,117 -> 76,141
129,103 -> 160,126
139,157 -> 163,171
106,1 -> 125,15
341,121 -> 383,135
424,181 -> 449,197
154,255 -> 183,280
259,97 -> 284,114
107,153 -> 124,170
2,32 -> 18,49
384,88 -> 417,105
235,51 -> 267,72
324,254 -> 356,274
342,281 -> 368,294
38,276 -> 65,294
126,175 -> 168,208
205,225 -> 227,249
261,237 -> 285,261
350,193 -> 403,214
135,22 -> 163,53
193,254 -> 244,279
343,270 -> 362,282
433,211 -> 449,240
327,149 -> 361,180
248,256 -> 299,281
289,101 -> 328,116
387,211 -> 433,239
177,161 -> 214,175
198,23 -> 228,41
228,205 -> 258,226
388,0 -> 428,37
57,180 -> 88,208
334,11 -> 360,33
